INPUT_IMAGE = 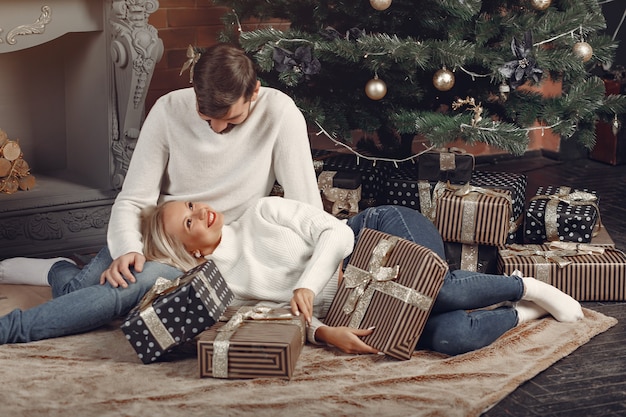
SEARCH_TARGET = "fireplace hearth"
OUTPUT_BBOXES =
[0,0,162,259]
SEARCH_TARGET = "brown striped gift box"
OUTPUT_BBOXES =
[197,306,305,379]
[434,183,514,246]
[324,228,448,360]
[121,260,234,364]
[497,243,626,301]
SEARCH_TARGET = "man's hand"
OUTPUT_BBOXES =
[290,288,315,324]
[100,252,146,288]
[315,326,379,355]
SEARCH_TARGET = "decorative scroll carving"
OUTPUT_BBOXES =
[109,0,163,189]
[5,6,52,46]
[0,206,111,242]
[0,29,4,44]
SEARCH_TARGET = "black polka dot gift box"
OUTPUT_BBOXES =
[121,260,234,364]
[524,185,601,244]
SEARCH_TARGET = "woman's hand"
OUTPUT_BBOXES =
[315,326,380,355]
[290,288,315,324]
[99,252,146,288]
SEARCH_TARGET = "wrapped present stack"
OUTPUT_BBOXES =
[325,228,448,360]
[197,306,305,379]
[497,183,626,301]
[121,260,234,364]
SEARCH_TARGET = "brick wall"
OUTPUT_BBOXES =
[146,1,289,112]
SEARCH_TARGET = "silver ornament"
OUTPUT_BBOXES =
[365,77,387,100]
[572,41,593,62]
[530,0,551,11]
[433,68,455,91]
[370,0,392,11]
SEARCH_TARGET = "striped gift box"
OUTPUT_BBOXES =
[497,243,626,301]
[197,306,305,379]
[434,183,513,246]
[325,228,448,360]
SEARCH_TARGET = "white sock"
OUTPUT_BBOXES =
[519,274,584,323]
[0,257,76,286]
[515,300,548,324]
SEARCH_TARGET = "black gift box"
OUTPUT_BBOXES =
[323,154,387,203]
[121,261,234,364]
[418,150,474,184]
[524,185,600,244]
[383,165,424,210]
[444,242,498,274]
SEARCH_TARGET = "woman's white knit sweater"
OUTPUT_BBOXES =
[208,197,355,342]
[107,87,322,259]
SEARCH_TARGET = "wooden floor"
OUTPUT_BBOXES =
[478,153,626,417]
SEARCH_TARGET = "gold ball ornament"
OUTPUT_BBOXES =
[530,0,551,11]
[365,77,387,100]
[433,68,455,91]
[573,41,593,62]
[370,0,392,11]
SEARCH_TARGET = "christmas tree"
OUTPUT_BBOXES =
[213,0,626,160]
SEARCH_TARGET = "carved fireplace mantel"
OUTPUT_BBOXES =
[0,0,162,259]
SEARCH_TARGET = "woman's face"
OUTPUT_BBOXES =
[162,201,224,256]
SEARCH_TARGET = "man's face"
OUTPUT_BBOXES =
[198,96,252,134]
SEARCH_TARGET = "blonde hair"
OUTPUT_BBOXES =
[141,201,203,271]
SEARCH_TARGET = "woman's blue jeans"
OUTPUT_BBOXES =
[345,205,525,355]
[0,247,181,343]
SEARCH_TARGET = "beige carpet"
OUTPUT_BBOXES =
[0,284,617,417]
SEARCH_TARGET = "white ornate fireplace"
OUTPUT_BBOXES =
[0,0,162,259]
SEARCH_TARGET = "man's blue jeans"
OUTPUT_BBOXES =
[0,247,181,343]
[346,205,524,355]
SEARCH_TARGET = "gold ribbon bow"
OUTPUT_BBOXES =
[341,237,434,329]
[179,45,201,84]
[212,306,304,379]
[530,187,602,241]
[318,171,361,215]
[135,277,180,312]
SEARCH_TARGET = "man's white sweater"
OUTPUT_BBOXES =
[108,87,322,259]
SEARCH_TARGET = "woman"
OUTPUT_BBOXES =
[139,197,583,356]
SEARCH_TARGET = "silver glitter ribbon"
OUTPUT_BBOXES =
[433,147,475,171]
[341,237,434,329]
[418,180,447,222]
[212,306,304,379]
[530,187,602,241]
[460,244,479,272]
[499,243,604,283]
[318,171,361,215]
[140,306,176,350]
[135,276,181,313]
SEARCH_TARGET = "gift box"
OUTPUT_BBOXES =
[497,243,626,301]
[324,228,448,360]
[444,242,498,274]
[418,148,474,184]
[524,185,601,244]
[121,261,234,364]
[383,165,428,211]
[322,153,387,204]
[434,182,514,246]
[318,170,362,216]
[469,170,527,243]
[197,306,305,379]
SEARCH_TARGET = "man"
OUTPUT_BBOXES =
[0,43,322,343]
